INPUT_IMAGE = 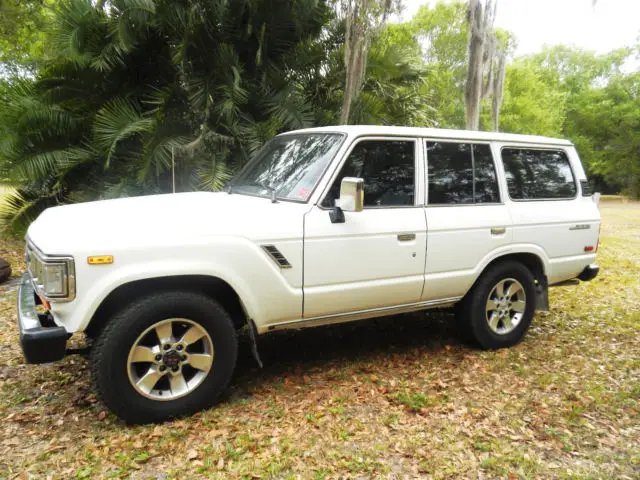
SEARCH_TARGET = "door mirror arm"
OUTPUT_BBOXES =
[329,206,345,224]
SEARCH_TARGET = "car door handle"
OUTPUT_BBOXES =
[491,227,506,235]
[397,233,416,242]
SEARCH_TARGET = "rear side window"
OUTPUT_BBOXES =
[427,142,500,205]
[501,148,576,200]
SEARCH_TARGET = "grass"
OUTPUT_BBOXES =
[0,202,638,478]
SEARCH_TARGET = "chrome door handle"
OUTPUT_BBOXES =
[491,227,506,235]
[397,233,416,241]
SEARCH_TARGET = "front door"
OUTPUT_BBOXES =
[303,138,427,318]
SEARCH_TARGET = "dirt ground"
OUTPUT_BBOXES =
[0,201,638,479]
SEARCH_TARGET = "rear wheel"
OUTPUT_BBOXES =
[91,291,237,424]
[456,261,536,349]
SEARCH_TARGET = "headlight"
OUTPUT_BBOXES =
[26,240,75,302]
[42,262,68,296]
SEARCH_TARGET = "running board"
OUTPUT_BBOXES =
[266,297,461,332]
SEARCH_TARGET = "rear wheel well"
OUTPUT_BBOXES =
[484,253,546,283]
[478,253,548,311]
[85,275,248,338]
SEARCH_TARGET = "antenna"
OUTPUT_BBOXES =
[172,146,176,194]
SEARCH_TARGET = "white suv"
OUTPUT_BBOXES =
[17,126,600,423]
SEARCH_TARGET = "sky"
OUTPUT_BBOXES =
[398,0,640,56]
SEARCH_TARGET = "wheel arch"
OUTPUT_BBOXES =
[85,275,248,338]
[474,251,549,311]
[483,252,546,283]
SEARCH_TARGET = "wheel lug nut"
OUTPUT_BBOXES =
[176,345,183,351]
[155,354,162,361]
[163,344,171,351]
[159,365,166,372]
[181,355,187,361]
[172,366,179,372]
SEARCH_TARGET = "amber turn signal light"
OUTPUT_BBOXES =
[88,255,114,265]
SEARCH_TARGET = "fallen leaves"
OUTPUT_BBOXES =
[0,204,638,478]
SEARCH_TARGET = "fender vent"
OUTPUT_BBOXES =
[262,245,292,269]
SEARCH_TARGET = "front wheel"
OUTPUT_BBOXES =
[456,261,536,349]
[90,291,238,424]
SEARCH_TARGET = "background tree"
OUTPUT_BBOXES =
[1,0,639,236]
[464,0,494,130]
[0,0,55,76]
[338,0,398,124]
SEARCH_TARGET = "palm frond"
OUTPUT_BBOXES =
[196,157,233,191]
[266,86,315,129]
[111,0,157,51]
[93,97,154,168]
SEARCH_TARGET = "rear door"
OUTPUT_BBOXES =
[303,137,427,318]
[422,140,512,301]
[498,145,600,284]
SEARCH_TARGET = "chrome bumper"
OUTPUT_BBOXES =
[17,274,68,364]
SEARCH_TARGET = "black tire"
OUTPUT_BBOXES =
[90,291,238,424]
[456,260,536,349]
[0,258,11,284]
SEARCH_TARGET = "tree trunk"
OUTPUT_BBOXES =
[464,0,485,130]
[339,0,394,125]
[491,50,507,131]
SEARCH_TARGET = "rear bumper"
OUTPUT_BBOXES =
[17,274,68,364]
[578,264,599,282]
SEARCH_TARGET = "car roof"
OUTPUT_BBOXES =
[280,125,573,147]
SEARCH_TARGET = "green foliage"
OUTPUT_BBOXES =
[497,60,567,137]
[378,1,469,128]
[395,391,431,411]
[0,0,334,234]
[1,0,639,234]
[0,0,433,235]
[517,46,639,194]
[0,0,54,74]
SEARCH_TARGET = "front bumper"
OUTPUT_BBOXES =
[17,274,68,364]
[578,264,600,282]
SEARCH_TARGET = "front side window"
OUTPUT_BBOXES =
[231,133,343,202]
[501,148,576,200]
[322,140,415,208]
[427,142,500,205]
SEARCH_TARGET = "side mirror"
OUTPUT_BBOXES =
[329,177,364,223]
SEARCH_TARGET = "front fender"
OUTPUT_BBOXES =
[49,236,303,332]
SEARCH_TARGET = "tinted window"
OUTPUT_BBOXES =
[502,148,576,200]
[427,142,500,205]
[427,142,473,204]
[473,144,500,203]
[322,140,415,208]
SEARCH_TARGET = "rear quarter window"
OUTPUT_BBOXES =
[501,148,577,200]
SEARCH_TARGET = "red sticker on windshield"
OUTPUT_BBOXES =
[296,187,310,199]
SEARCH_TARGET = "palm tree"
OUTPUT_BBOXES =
[0,0,434,235]
[0,0,331,234]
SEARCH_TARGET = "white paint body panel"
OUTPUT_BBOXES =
[23,126,600,336]
[423,205,513,300]
[303,207,427,318]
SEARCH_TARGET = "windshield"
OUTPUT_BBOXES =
[230,133,344,202]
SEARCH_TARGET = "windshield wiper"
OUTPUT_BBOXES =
[232,181,279,203]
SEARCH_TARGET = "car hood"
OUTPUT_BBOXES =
[27,192,310,253]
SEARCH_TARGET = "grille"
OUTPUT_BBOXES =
[26,244,45,288]
[261,245,292,269]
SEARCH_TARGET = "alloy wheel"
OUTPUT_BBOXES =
[126,318,214,401]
